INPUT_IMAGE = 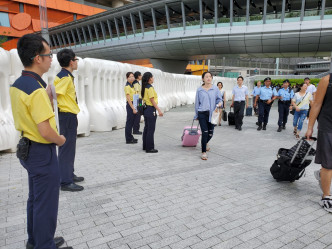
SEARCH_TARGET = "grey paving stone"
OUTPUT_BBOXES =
[149,235,182,249]
[1,104,332,249]
[303,241,327,249]
[234,238,263,249]
[190,236,221,249]
[169,235,202,249]
[212,237,242,249]
[127,234,161,249]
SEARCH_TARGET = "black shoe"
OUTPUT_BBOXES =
[256,122,259,126]
[257,125,262,131]
[126,139,138,144]
[263,125,267,130]
[235,126,238,130]
[146,149,158,153]
[73,175,84,183]
[133,131,142,135]
[61,183,84,192]
[238,127,242,131]
[277,126,282,132]
[26,237,65,249]
[282,126,286,130]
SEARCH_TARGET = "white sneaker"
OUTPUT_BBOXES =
[319,196,332,213]
[314,170,322,191]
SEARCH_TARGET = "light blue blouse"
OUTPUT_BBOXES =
[194,85,223,122]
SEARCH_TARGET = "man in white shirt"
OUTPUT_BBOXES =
[305,77,316,121]
[231,76,249,131]
[305,77,316,99]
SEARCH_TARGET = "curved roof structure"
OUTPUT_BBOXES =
[48,0,332,60]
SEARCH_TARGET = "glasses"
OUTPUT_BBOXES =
[31,53,53,60]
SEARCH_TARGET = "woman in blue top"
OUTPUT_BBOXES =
[195,72,223,160]
[290,83,313,139]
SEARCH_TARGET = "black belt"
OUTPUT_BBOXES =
[279,100,291,103]
[234,101,245,103]
[259,99,273,105]
[59,111,77,116]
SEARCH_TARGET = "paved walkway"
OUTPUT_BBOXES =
[1,104,332,249]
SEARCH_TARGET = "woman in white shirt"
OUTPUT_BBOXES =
[217,82,226,126]
[290,83,313,138]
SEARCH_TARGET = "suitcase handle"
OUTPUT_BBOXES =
[290,137,317,164]
[191,119,200,131]
[229,106,233,112]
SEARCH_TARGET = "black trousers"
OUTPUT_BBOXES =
[278,101,290,127]
[59,112,77,186]
[143,106,157,150]
[133,99,142,133]
[198,111,214,153]
[20,143,59,249]
[234,101,245,128]
[258,101,272,125]
[125,102,137,142]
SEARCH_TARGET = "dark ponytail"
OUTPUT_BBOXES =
[141,72,153,98]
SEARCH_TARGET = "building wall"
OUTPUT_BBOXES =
[0,0,105,50]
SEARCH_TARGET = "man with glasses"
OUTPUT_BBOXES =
[254,77,278,131]
[10,34,72,249]
[54,49,84,192]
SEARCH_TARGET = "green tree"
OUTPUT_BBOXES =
[0,34,8,48]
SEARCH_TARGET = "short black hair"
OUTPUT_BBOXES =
[134,71,141,79]
[126,72,134,78]
[264,77,271,82]
[57,49,76,67]
[237,76,244,81]
[283,79,290,84]
[17,34,48,67]
[217,82,223,87]
[304,77,310,80]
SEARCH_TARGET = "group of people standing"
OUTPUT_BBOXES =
[124,71,163,153]
[10,34,83,248]
[193,71,332,214]
[193,73,317,158]
[252,76,315,138]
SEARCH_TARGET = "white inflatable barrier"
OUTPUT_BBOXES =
[0,49,17,152]
[0,48,238,152]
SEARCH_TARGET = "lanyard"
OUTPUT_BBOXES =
[22,72,45,89]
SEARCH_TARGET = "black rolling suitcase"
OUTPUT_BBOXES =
[270,137,316,182]
[245,106,253,116]
[228,107,235,126]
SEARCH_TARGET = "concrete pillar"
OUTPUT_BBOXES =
[150,59,188,74]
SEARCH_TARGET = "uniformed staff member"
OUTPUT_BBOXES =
[141,72,163,153]
[54,49,84,192]
[252,81,261,115]
[254,77,278,131]
[133,71,143,135]
[276,79,294,132]
[10,34,72,249]
[231,76,249,131]
[125,72,138,144]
